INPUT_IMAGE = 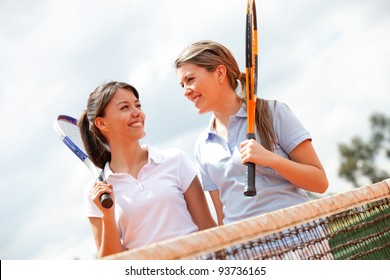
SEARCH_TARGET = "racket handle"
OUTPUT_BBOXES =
[244,162,256,196]
[100,193,113,209]
[244,133,257,196]
[97,173,113,208]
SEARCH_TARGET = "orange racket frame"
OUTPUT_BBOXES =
[244,0,258,196]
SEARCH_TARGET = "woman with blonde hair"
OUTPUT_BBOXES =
[175,40,329,225]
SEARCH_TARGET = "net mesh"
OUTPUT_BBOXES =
[105,179,390,260]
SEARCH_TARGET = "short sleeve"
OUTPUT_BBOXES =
[273,101,311,154]
[194,133,218,192]
[176,150,198,193]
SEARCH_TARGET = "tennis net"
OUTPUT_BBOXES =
[105,179,390,260]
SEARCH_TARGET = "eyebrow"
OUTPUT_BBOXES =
[116,100,129,106]
[180,73,193,86]
[116,99,140,106]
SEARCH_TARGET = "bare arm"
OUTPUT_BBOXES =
[240,139,328,193]
[88,182,124,258]
[184,176,217,230]
[209,190,224,225]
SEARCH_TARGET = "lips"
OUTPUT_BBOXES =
[190,94,201,107]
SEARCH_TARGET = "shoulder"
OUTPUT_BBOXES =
[265,99,288,114]
[266,100,300,122]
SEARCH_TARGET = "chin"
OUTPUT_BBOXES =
[197,107,209,115]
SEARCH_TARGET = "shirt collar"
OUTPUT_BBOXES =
[102,144,164,178]
[143,144,164,164]
[203,105,247,140]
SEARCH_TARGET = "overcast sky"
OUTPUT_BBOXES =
[1,0,389,260]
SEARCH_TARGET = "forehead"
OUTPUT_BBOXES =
[112,88,138,101]
[177,64,206,78]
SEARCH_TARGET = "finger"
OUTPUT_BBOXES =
[240,143,251,155]
[241,153,250,165]
[98,185,113,196]
[240,140,249,149]
[91,183,112,199]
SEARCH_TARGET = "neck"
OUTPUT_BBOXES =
[109,141,148,176]
[212,90,242,141]
[213,89,242,127]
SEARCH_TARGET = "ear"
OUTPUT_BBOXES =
[216,65,227,83]
[94,117,109,132]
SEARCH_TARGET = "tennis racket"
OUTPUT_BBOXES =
[244,0,258,196]
[53,115,113,208]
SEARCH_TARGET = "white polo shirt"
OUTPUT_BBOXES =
[195,101,310,224]
[84,145,199,250]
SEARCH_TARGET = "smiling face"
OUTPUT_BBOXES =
[177,63,222,114]
[94,87,146,144]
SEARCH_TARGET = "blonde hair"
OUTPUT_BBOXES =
[175,40,276,151]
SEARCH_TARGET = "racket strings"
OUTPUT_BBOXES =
[245,0,258,134]
[58,119,86,151]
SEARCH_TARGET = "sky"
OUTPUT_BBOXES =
[0,0,389,260]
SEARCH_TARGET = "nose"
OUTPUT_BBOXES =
[184,86,192,97]
[132,107,143,118]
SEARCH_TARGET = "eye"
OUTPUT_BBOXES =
[180,77,194,88]
[120,105,129,110]
[135,101,142,109]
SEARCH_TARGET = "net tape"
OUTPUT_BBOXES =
[106,179,390,260]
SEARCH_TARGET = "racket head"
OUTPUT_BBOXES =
[54,114,113,208]
[244,0,258,197]
[53,115,100,179]
[245,0,258,134]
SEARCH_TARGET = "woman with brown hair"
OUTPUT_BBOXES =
[79,81,216,258]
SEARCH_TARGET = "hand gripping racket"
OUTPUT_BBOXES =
[244,0,258,196]
[53,115,113,208]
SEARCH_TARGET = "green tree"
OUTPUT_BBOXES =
[338,112,390,188]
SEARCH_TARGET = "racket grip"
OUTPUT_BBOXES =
[244,162,256,196]
[100,193,113,209]
[244,133,257,196]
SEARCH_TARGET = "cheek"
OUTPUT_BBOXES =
[193,77,208,92]
[200,79,217,98]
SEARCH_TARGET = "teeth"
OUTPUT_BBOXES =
[193,97,200,104]
[130,122,142,127]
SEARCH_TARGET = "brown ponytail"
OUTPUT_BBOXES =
[78,110,111,169]
[255,98,276,152]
